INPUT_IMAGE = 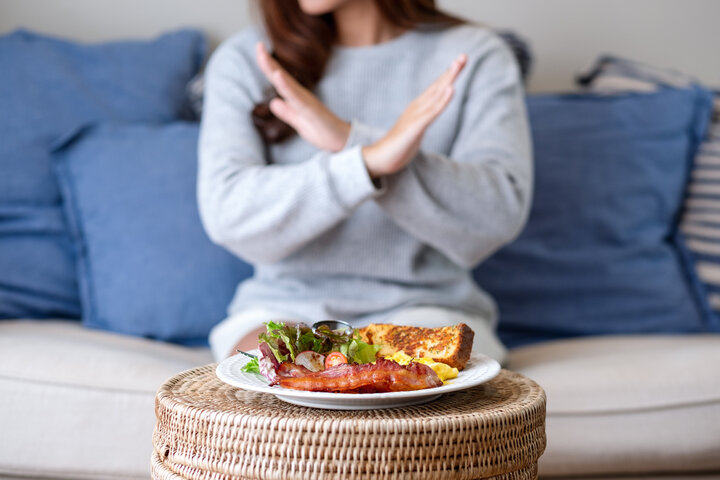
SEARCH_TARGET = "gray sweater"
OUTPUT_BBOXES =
[198,24,532,325]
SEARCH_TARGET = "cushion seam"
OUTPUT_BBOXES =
[55,143,100,328]
[548,395,720,416]
[0,373,157,396]
[0,464,145,480]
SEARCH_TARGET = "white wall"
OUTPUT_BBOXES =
[1,0,718,92]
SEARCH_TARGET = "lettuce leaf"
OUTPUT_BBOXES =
[269,322,298,361]
[253,321,382,365]
[241,357,260,374]
[338,333,382,364]
[258,332,287,363]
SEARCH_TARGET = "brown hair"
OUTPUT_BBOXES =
[252,0,465,143]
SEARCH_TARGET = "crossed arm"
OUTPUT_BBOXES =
[255,42,467,179]
[251,41,530,267]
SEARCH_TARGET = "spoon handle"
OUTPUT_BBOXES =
[235,350,258,359]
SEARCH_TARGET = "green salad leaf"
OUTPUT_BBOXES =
[251,321,381,365]
[297,328,326,353]
[257,332,287,362]
[338,332,383,364]
[266,320,297,361]
[241,357,260,374]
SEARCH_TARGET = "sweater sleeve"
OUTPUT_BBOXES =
[197,36,382,265]
[343,120,385,149]
[374,37,533,269]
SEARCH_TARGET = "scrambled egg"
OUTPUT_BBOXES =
[386,351,458,383]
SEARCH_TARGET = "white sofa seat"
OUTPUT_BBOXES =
[0,320,213,480]
[507,335,720,477]
[2,320,719,479]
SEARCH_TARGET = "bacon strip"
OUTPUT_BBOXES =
[277,358,442,393]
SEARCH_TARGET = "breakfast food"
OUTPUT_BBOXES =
[385,351,458,382]
[359,323,474,370]
[277,359,442,393]
[241,320,473,393]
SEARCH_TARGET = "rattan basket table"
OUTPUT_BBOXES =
[152,365,546,480]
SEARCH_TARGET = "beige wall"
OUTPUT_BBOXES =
[1,0,718,92]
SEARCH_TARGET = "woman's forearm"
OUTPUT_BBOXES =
[197,145,381,265]
[199,41,383,265]
[375,151,530,268]
[369,39,533,268]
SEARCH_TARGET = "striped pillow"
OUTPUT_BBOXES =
[685,98,720,309]
[579,56,720,319]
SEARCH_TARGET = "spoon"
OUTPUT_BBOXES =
[311,319,353,335]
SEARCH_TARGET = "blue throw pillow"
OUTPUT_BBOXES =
[53,123,252,345]
[578,56,720,329]
[473,88,715,348]
[0,29,206,319]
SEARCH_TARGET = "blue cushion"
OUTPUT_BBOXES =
[473,88,715,347]
[0,29,206,319]
[578,56,720,329]
[53,123,252,345]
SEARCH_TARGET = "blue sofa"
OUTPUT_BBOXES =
[1,30,719,480]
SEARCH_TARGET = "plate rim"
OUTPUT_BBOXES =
[215,351,501,401]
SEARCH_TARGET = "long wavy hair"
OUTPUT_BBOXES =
[252,0,465,143]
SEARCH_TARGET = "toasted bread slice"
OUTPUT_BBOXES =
[359,323,474,370]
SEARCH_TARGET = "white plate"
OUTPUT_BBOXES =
[215,352,501,410]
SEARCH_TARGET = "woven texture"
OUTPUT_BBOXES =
[152,366,546,480]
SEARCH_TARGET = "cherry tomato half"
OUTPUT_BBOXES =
[324,351,348,369]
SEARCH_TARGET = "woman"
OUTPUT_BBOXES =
[198,0,532,363]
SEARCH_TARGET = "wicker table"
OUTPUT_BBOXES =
[152,365,546,480]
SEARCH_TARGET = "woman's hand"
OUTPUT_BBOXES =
[362,54,467,179]
[256,42,351,152]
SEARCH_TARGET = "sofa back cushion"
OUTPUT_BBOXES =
[579,55,720,329]
[54,123,252,345]
[0,29,205,319]
[473,88,715,347]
